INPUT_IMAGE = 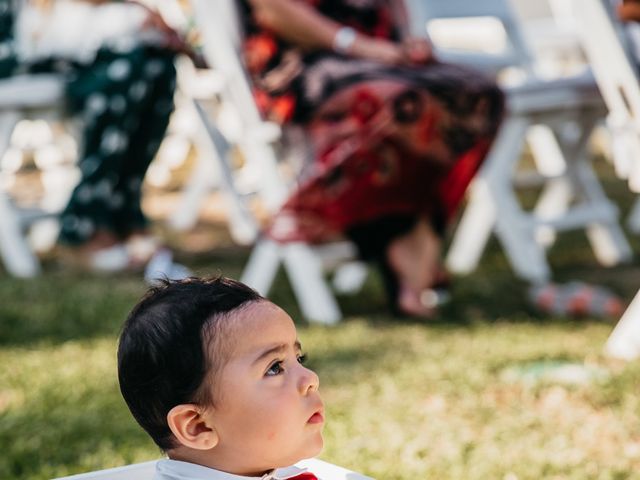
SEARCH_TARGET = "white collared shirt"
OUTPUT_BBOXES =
[154,459,313,480]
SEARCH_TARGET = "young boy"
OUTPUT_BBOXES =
[117,276,325,479]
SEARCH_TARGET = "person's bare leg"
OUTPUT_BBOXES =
[386,218,442,316]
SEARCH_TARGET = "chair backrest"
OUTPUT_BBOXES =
[52,458,373,480]
[404,0,535,77]
[188,0,288,211]
[568,0,640,188]
[189,0,261,127]
[569,0,640,124]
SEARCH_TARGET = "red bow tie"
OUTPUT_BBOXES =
[288,474,318,480]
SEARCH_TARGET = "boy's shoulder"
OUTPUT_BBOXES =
[154,458,374,480]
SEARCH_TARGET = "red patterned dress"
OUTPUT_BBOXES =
[239,0,504,262]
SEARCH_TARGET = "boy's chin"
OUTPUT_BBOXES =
[303,433,324,459]
[285,435,324,466]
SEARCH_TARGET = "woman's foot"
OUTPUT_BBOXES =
[57,231,159,273]
[385,218,445,317]
[397,284,436,317]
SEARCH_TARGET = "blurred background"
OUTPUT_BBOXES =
[1,0,640,479]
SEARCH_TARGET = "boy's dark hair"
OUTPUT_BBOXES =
[117,276,263,451]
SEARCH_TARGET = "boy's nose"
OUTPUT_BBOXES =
[299,366,320,394]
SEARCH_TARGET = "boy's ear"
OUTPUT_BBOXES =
[167,404,219,450]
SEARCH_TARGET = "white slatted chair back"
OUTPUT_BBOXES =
[52,458,373,480]
[568,0,640,188]
[404,0,534,77]
[190,0,287,210]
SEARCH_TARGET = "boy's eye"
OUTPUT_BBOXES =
[297,353,307,364]
[266,360,284,376]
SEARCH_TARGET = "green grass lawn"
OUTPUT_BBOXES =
[2,175,640,479]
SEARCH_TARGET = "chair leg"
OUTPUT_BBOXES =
[605,289,640,360]
[627,196,640,233]
[528,124,571,247]
[281,243,341,325]
[176,100,259,244]
[448,116,552,282]
[445,178,497,275]
[0,111,40,277]
[562,117,633,266]
[169,99,223,231]
[241,238,282,296]
[241,239,342,324]
[533,176,573,247]
[447,117,527,276]
[0,191,40,277]
[494,203,551,283]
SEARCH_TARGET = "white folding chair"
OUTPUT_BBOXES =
[563,0,640,359]
[188,0,372,324]
[406,0,632,283]
[564,0,640,224]
[0,73,65,277]
[52,458,374,480]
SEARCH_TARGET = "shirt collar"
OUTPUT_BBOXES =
[156,459,309,480]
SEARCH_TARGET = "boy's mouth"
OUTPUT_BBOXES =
[307,409,324,424]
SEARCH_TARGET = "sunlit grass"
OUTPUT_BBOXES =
[1,169,640,479]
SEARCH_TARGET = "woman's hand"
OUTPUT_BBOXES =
[350,36,405,65]
[140,8,186,51]
[350,35,435,66]
[130,1,205,65]
[401,37,435,65]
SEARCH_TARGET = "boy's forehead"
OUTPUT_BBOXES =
[226,301,298,354]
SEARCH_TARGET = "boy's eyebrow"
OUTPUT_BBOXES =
[253,341,302,365]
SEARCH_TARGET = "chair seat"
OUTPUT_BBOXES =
[506,70,604,114]
[0,74,65,109]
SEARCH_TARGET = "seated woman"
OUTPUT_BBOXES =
[0,0,190,271]
[239,0,504,316]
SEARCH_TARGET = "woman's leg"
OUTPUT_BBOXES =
[109,48,176,239]
[274,65,503,315]
[58,49,138,249]
[58,46,175,254]
[386,218,442,316]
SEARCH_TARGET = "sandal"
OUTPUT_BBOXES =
[55,235,163,274]
[528,281,624,318]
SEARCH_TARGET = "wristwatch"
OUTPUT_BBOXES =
[332,26,357,54]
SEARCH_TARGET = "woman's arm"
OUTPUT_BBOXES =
[247,0,405,64]
[388,0,435,64]
[619,0,640,21]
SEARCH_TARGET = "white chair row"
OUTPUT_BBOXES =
[408,0,632,284]
[3,0,634,327]
[185,0,635,323]
[0,0,222,279]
